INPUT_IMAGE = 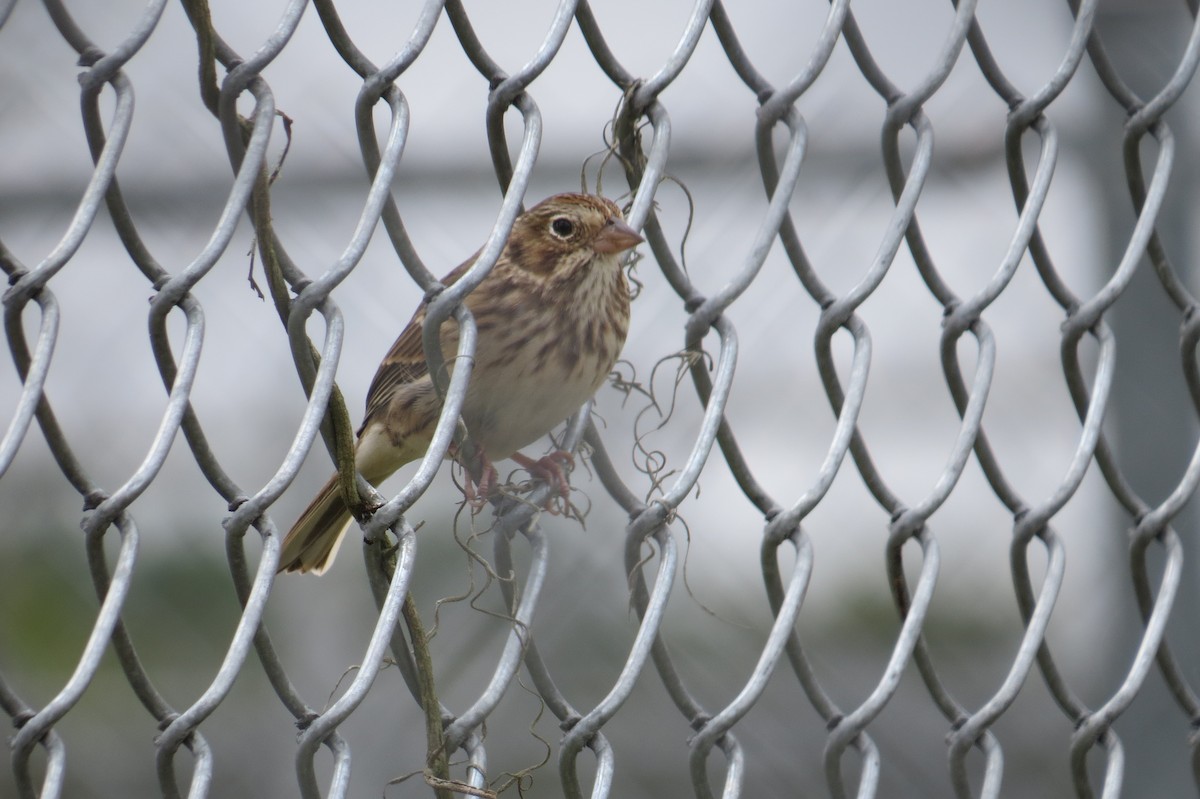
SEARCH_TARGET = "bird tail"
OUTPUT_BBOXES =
[278,423,419,575]
[278,474,354,575]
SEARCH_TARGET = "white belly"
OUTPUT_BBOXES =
[459,344,607,459]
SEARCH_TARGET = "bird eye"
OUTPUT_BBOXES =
[550,217,575,237]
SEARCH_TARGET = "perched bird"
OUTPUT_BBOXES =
[279,193,642,574]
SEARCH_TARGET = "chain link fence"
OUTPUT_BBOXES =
[3,1,1200,797]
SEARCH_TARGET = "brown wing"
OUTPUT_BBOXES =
[358,254,479,434]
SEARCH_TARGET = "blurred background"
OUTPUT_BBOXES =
[2,0,1199,797]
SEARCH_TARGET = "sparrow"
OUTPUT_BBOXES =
[278,193,642,573]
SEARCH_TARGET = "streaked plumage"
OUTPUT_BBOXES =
[279,193,641,574]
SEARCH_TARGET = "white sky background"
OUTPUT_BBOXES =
[2,1,1197,797]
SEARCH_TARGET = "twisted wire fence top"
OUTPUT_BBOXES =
[3,1,1200,797]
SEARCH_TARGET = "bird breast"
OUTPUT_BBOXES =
[456,254,630,460]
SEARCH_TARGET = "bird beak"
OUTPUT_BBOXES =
[593,217,644,254]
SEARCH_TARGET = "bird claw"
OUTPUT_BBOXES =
[462,460,499,512]
[449,441,499,512]
[511,449,574,501]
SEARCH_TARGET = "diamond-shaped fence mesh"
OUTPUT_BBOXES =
[3,1,1200,797]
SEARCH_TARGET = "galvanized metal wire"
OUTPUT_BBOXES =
[3,1,1200,797]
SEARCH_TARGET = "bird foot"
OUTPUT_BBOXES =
[472,461,500,503]
[450,443,499,512]
[454,447,575,513]
[511,449,574,501]
[461,460,499,512]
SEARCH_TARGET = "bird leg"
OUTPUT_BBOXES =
[449,442,499,510]
[511,450,574,501]
[470,459,500,504]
